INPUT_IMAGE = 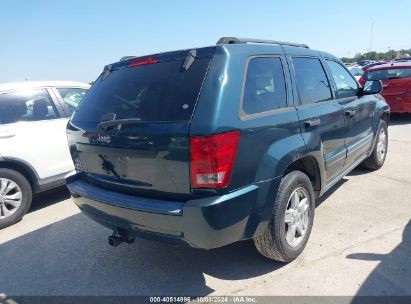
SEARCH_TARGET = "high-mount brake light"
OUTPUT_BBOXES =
[128,56,157,67]
[189,130,240,189]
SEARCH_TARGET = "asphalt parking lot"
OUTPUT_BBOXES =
[0,115,410,297]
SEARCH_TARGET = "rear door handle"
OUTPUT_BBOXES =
[304,119,321,128]
[345,109,356,118]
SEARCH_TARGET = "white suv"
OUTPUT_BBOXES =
[0,81,90,228]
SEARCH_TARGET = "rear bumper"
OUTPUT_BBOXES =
[66,172,279,249]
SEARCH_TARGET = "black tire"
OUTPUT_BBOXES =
[254,171,315,262]
[0,169,32,229]
[362,120,388,170]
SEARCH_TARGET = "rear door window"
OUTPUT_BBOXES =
[292,57,332,105]
[242,57,287,116]
[72,58,211,122]
[326,60,358,98]
[0,89,59,125]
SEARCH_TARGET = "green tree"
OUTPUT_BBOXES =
[340,48,411,62]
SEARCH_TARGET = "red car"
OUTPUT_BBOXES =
[359,62,411,113]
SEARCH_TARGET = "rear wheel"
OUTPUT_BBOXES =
[0,169,32,229]
[254,171,315,262]
[362,120,388,170]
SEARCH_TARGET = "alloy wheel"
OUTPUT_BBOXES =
[376,128,387,162]
[284,187,311,247]
[0,178,22,219]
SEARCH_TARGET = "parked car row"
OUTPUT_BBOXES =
[346,56,411,72]
[362,61,387,71]
[345,59,411,113]
[393,56,411,63]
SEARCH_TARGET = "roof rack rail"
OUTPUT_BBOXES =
[216,37,309,49]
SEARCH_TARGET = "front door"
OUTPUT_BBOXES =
[324,59,374,168]
[290,56,347,183]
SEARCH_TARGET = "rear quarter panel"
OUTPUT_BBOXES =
[190,44,308,200]
[190,44,311,238]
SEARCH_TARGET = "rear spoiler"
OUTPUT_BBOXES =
[106,47,216,72]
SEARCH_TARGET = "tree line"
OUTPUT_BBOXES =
[341,49,411,63]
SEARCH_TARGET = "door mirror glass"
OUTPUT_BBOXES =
[363,80,382,95]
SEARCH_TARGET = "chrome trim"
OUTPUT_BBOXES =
[347,133,373,156]
[323,152,369,194]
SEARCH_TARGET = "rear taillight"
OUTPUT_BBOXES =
[189,130,240,189]
[128,56,157,67]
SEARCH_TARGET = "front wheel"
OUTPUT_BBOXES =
[0,169,32,229]
[362,120,388,170]
[254,171,315,262]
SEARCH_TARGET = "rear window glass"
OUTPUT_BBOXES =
[72,58,210,122]
[242,57,287,115]
[364,68,411,81]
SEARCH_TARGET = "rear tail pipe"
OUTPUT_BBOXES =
[108,230,134,247]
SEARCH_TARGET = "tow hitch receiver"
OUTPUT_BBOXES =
[108,230,135,247]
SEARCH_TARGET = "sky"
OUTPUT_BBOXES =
[1,0,411,83]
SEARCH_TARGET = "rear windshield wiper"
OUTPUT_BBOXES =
[97,118,143,131]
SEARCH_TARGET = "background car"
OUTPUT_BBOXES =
[393,57,411,63]
[0,81,90,228]
[362,61,387,71]
[348,66,364,80]
[357,60,375,67]
[359,62,411,113]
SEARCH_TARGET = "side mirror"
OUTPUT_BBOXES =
[360,80,383,95]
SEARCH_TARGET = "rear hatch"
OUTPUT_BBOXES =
[67,47,214,200]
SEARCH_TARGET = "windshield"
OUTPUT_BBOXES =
[72,58,211,122]
[364,68,411,81]
[57,88,88,114]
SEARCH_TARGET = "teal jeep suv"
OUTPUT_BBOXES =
[66,37,389,262]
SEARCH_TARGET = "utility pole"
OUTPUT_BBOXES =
[370,22,374,53]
